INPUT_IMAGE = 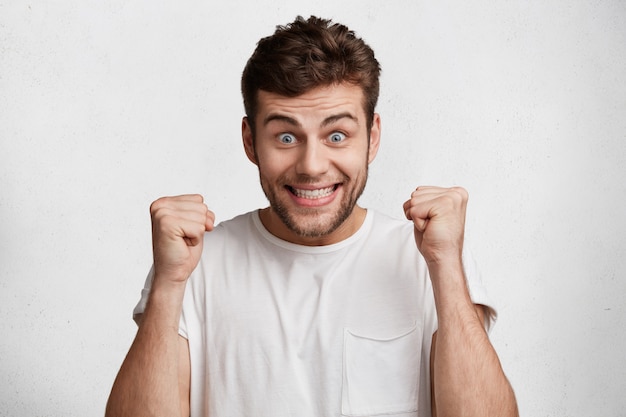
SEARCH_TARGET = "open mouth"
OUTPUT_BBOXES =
[286,184,339,200]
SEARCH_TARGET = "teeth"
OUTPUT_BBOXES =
[292,186,335,199]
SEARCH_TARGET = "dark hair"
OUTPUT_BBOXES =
[241,16,381,134]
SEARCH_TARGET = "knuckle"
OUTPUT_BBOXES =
[449,186,468,202]
[150,206,168,221]
[150,196,172,213]
[451,186,468,196]
[153,212,174,230]
[149,199,162,214]
[441,194,456,207]
[189,193,204,203]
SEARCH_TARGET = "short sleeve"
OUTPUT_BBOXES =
[132,265,155,325]
[463,249,497,332]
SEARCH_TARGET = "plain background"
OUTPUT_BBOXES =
[1,1,625,416]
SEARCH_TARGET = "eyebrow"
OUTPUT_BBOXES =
[262,112,359,128]
[263,114,300,127]
[321,112,359,128]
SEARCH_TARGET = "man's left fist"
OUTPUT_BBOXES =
[403,186,468,265]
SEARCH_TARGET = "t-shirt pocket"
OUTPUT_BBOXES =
[341,324,421,416]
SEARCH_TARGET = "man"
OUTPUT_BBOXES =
[106,16,518,417]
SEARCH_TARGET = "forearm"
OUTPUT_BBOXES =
[430,261,518,417]
[106,280,187,417]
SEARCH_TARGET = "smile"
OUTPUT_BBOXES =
[287,185,338,199]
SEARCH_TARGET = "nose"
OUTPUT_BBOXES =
[295,139,329,177]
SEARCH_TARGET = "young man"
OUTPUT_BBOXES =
[106,16,518,417]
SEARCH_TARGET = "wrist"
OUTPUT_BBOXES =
[152,270,189,292]
[427,259,471,305]
[420,239,463,267]
[141,273,187,329]
[425,254,463,276]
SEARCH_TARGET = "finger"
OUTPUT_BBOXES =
[174,218,208,247]
[169,194,205,203]
[412,186,468,201]
[154,202,210,230]
[176,206,215,232]
[404,188,441,218]
[152,205,209,226]
[410,187,448,201]
[403,196,435,220]
[408,187,468,214]
[413,185,440,191]
[205,210,216,232]
[411,186,467,198]
[150,194,205,213]
[405,203,432,231]
[411,215,429,232]
[402,199,412,219]
[405,194,442,230]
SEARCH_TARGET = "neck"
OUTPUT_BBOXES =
[258,205,367,246]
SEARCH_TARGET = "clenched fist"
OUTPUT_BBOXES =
[150,194,215,285]
[403,186,468,266]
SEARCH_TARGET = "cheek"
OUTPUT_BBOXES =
[337,151,370,174]
[256,151,290,179]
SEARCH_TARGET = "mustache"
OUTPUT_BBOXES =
[277,173,350,185]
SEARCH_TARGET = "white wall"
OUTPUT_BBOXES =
[1,1,625,416]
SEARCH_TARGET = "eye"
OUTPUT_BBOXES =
[329,132,346,143]
[278,133,296,144]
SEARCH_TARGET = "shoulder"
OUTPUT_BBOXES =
[367,209,415,241]
[358,209,421,267]
[204,210,257,241]
[197,211,261,262]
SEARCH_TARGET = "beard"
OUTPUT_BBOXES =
[259,169,368,239]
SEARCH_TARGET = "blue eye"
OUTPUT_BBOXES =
[279,133,296,144]
[329,132,346,143]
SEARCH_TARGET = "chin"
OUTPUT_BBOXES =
[279,205,352,238]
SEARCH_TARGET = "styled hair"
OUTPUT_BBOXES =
[241,16,381,134]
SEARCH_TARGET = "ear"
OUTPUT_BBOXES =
[367,113,381,164]
[242,117,258,165]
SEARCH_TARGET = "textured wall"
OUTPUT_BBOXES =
[1,1,625,416]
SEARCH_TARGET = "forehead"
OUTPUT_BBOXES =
[256,83,366,121]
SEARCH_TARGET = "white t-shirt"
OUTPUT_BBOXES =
[134,209,495,417]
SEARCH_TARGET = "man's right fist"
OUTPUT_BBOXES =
[149,194,215,284]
